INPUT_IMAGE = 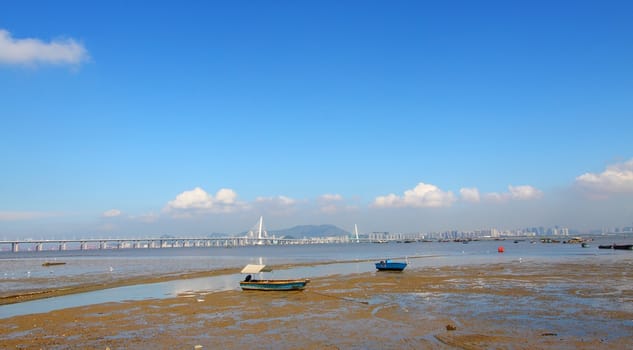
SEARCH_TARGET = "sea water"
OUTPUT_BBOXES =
[1,237,631,318]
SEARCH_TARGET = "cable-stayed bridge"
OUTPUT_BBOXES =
[0,217,358,252]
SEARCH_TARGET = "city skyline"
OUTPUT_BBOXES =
[1,1,632,239]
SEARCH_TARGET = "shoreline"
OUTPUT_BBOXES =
[2,258,633,349]
[0,267,238,306]
[0,256,425,306]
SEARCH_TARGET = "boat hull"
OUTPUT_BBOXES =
[598,244,633,250]
[375,262,407,271]
[240,279,310,291]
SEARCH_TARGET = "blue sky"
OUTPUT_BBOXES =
[1,1,632,238]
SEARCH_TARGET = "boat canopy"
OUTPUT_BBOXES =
[241,264,273,274]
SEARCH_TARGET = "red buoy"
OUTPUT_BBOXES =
[498,246,505,253]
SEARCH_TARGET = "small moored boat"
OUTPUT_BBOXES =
[239,264,310,291]
[375,259,407,271]
[42,262,66,267]
[598,244,633,250]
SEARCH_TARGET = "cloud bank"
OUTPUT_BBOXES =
[0,29,89,66]
[373,182,543,209]
[483,185,544,202]
[73,159,632,237]
[575,159,633,197]
[165,187,247,215]
[10,158,628,237]
[373,182,457,208]
[459,187,481,203]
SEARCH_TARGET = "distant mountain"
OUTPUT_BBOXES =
[271,224,350,239]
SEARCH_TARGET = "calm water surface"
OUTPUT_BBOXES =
[1,237,631,318]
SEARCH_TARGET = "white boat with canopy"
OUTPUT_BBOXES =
[239,264,310,291]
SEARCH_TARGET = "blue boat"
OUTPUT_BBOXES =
[375,259,407,271]
[239,264,310,291]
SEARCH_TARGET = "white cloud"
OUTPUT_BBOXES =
[167,187,212,210]
[575,159,633,196]
[165,187,246,215]
[0,29,89,66]
[508,185,543,200]
[483,185,543,202]
[215,188,238,204]
[373,182,456,208]
[483,192,505,202]
[459,187,481,202]
[102,209,122,218]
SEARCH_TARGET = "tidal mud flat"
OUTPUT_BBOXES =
[2,258,633,349]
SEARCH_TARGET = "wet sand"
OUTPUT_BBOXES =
[2,259,633,349]
[0,258,399,306]
[0,267,239,306]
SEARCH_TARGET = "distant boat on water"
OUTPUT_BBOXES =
[598,244,633,250]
